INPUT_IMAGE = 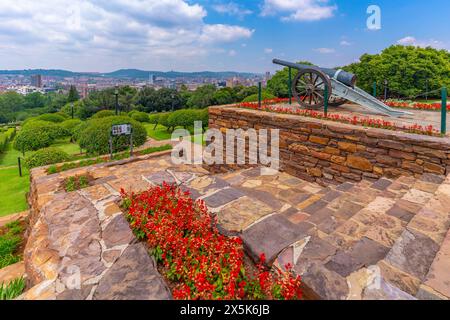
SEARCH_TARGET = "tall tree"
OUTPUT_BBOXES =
[67,85,80,102]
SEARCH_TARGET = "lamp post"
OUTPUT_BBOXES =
[114,86,119,115]
[71,102,74,119]
[171,92,175,112]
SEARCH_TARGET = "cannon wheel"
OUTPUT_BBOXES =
[292,68,332,109]
[329,95,348,107]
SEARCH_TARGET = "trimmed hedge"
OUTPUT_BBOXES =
[78,116,147,155]
[131,111,150,123]
[14,121,68,153]
[37,113,66,123]
[92,110,115,119]
[24,147,70,169]
[0,128,16,153]
[165,109,209,131]
[61,119,83,135]
[242,92,276,102]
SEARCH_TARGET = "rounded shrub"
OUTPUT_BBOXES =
[92,110,115,119]
[242,92,276,102]
[148,114,160,128]
[60,119,83,135]
[14,129,53,152]
[72,121,90,142]
[131,111,150,123]
[24,147,70,169]
[37,113,66,123]
[167,109,198,129]
[22,120,68,140]
[78,116,147,155]
[157,113,171,129]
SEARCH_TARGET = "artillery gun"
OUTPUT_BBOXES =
[273,59,411,117]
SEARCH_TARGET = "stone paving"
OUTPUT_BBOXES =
[18,149,450,300]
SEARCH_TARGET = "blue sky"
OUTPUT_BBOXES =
[0,0,448,73]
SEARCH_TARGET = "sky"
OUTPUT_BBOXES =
[0,0,448,73]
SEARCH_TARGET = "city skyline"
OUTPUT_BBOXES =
[0,0,448,73]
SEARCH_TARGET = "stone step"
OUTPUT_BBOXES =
[381,174,450,300]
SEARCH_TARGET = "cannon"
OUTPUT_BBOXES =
[273,59,411,117]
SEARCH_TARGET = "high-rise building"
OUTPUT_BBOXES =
[31,74,42,88]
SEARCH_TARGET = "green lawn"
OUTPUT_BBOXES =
[0,167,29,217]
[143,124,176,141]
[0,138,81,217]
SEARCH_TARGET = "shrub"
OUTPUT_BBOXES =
[157,113,171,130]
[167,109,196,129]
[14,128,53,153]
[148,114,160,129]
[22,120,68,140]
[60,119,83,135]
[242,92,276,103]
[24,147,70,168]
[37,113,66,123]
[78,116,147,155]
[72,121,90,142]
[92,110,115,119]
[0,277,26,300]
[131,111,150,123]
[0,128,16,153]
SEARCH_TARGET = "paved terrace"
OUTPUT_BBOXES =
[18,150,450,300]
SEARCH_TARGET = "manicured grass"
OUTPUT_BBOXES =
[143,124,175,141]
[0,167,29,217]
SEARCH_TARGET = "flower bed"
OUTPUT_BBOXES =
[121,183,302,300]
[385,99,449,111]
[237,101,440,136]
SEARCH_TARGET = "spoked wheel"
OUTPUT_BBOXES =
[292,68,332,109]
[328,95,348,107]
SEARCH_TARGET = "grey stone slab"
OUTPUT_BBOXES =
[103,215,135,249]
[242,214,313,264]
[237,187,284,210]
[303,200,328,215]
[336,182,354,192]
[144,171,176,186]
[386,229,440,281]
[372,179,393,191]
[325,251,363,277]
[94,243,171,300]
[419,173,445,184]
[302,263,349,300]
[202,188,245,208]
[321,190,343,203]
[363,278,416,300]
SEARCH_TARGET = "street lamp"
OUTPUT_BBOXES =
[171,92,175,112]
[114,86,119,115]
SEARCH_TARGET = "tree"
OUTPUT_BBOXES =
[187,84,216,108]
[267,61,314,98]
[67,85,80,103]
[344,45,450,97]
[213,88,234,105]
[23,92,46,109]
[119,86,138,112]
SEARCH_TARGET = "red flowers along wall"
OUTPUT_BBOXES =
[121,183,302,300]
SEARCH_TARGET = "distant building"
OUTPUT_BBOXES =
[31,74,43,88]
[148,74,156,85]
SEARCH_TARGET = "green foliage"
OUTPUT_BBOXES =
[136,88,183,113]
[165,109,209,131]
[64,175,89,192]
[157,113,171,130]
[60,119,83,135]
[187,84,216,108]
[242,92,276,102]
[14,127,53,152]
[0,277,26,300]
[0,128,16,153]
[78,116,147,155]
[139,144,172,155]
[267,61,313,98]
[67,85,80,103]
[92,110,115,119]
[131,111,150,123]
[343,45,450,97]
[24,147,70,168]
[0,221,23,269]
[72,121,90,142]
[37,113,66,123]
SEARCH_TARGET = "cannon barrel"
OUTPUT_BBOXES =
[273,59,357,87]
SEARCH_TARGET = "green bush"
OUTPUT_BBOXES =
[24,147,70,169]
[148,114,160,129]
[157,113,171,130]
[78,116,147,155]
[92,110,115,119]
[131,111,150,123]
[37,113,66,123]
[167,109,209,131]
[0,277,26,300]
[14,128,53,153]
[72,121,90,142]
[0,128,16,153]
[242,92,276,102]
[60,119,83,135]
[22,120,68,140]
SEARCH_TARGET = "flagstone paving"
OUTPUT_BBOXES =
[17,150,450,300]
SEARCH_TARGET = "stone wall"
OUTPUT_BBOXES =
[208,106,450,185]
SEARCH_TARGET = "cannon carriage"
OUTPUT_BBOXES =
[273,59,411,117]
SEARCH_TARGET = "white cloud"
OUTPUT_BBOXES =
[228,50,237,56]
[199,24,254,43]
[340,40,351,46]
[261,0,337,22]
[0,0,254,70]
[264,48,273,54]
[314,47,335,54]
[397,36,447,49]
[213,2,253,19]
